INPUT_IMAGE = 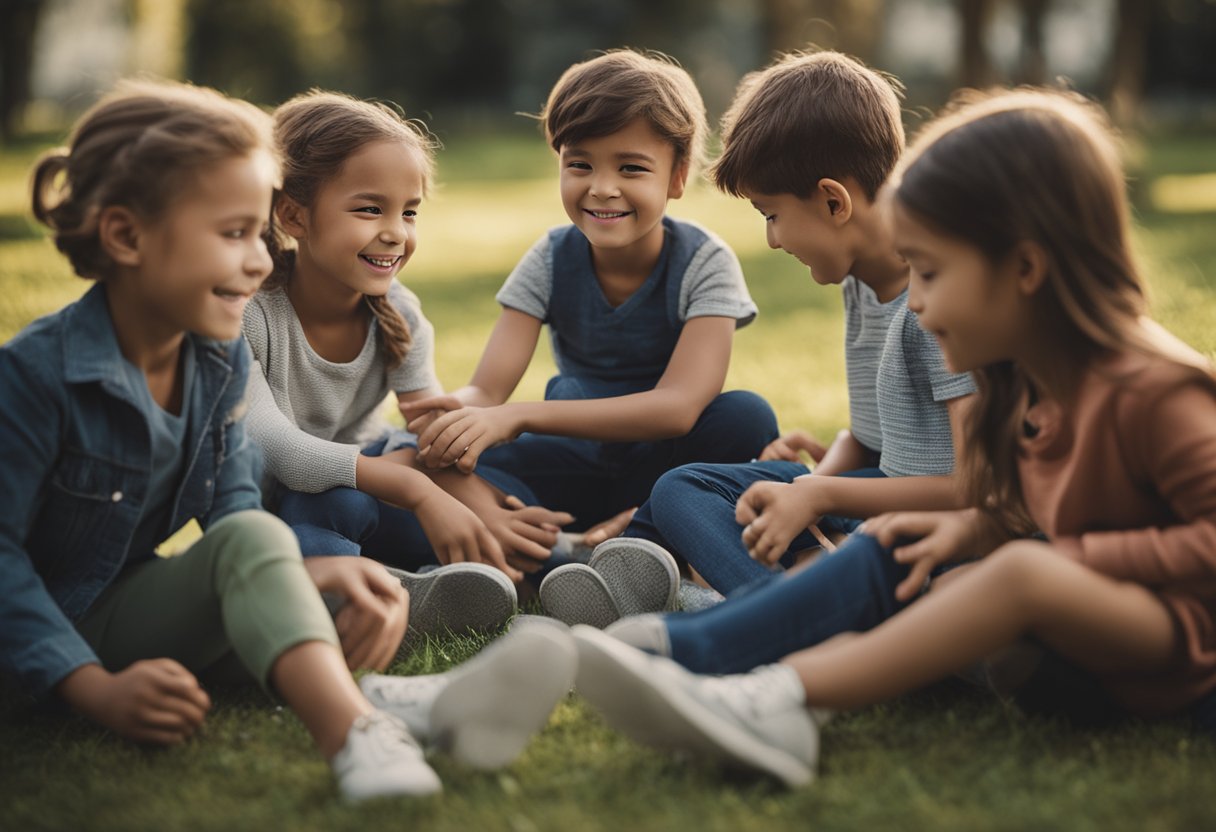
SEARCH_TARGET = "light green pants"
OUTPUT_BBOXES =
[76,511,339,692]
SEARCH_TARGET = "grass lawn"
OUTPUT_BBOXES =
[1,125,1215,831]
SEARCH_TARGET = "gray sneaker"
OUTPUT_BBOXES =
[331,710,441,801]
[539,538,680,628]
[571,625,819,788]
[360,624,578,770]
[538,564,621,628]
[385,562,518,658]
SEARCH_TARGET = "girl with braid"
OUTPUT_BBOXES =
[245,92,572,647]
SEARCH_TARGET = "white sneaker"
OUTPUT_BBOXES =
[330,710,441,801]
[572,625,820,787]
[360,625,578,770]
[604,613,671,656]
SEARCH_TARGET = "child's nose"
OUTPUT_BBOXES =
[765,224,780,250]
[590,174,620,199]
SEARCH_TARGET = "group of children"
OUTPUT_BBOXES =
[2,43,1214,802]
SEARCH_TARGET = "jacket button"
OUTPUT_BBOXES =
[204,479,213,488]
[110,491,123,502]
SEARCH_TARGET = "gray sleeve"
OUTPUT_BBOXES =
[386,282,440,394]
[677,234,758,328]
[240,295,359,493]
[908,317,977,402]
[494,234,552,320]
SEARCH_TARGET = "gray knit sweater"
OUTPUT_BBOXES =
[241,282,439,494]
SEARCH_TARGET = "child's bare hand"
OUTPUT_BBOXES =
[413,490,519,581]
[863,509,985,602]
[582,507,638,548]
[401,394,462,436]
[758,430,828,464]
[736,480,824,565]
[303,557,408,671]
[416,406,515,472]
[59,660,211,745]
[488,494,574,571]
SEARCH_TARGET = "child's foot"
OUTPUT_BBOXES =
[571,625,820,787]
[539,538,680,627]
[385,562,518,658]
[331,710,441,801]
[677,578,725,612]
[360,624,578,770]
[604,613,671,655]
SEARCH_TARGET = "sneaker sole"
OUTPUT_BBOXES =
[430,626,578,770]
[539,564,622,628]
[589,538,680,616]
[571,625,814,788]
[387,563,518,658]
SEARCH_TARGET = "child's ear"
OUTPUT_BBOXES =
[818,178,853,225]
[667,159,691,200]
[1013,240,1049,295]
[97,205,144,267]
[274,195,309,239]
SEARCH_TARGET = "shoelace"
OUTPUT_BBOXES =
[355,712,423,753]
[693,667,784,721]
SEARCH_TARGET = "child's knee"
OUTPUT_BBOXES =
[208,510,303,578]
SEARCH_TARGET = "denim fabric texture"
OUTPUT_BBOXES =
[625,463,886,594]
[661,532,912,674]
[0,284,263,696]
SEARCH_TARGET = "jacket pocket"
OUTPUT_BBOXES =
[27,447,138,586]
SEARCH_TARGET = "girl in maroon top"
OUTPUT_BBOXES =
[569,88,1216,787]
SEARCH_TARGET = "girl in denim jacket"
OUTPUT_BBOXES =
[0,80,573,801]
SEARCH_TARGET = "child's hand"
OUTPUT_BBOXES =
[736,479,826,565]
[303,557,409,671]
[487,494,574,572]
[413,489,520,580]
[415,406,516,473]
[58,660,211,745]
[582,506,638,548]
[758,430,828,464]
[401,394,462,436]
[863,509,986,602]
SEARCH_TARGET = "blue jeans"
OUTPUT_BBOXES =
[661,532,912,674]
[625,461,886,594]
[275,437,508,570]
[475,380,778,532]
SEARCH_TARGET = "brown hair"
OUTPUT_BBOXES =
[541,49,707,172]
[891,88,1215,531]
[30,79,272,281]
[267,90,438,368]
[711,49,905,201]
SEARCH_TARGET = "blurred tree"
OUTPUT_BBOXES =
[957,0,995,87]
[0,0,45,141]
[759,0,886,59]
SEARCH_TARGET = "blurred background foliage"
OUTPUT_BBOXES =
[3,0,1216,143]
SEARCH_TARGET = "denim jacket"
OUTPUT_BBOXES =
[0,284,262,697]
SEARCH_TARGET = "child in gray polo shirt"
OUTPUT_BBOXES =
[542,49,975,624]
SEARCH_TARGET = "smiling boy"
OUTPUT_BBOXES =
[402,50,777,584]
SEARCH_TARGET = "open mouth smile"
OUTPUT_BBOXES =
[584,210,632,221]
[359,254,402,271]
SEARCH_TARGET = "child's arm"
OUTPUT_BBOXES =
[1054,381,1216,585]
[737,396,972,563]
[399,307,542,433]
[413,315,736,472]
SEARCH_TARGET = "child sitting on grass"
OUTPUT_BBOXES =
[572,88,1216,787]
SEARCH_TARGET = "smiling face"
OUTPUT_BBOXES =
[743,189,853,286]
[289,138,425,298]
[893,202,1030,373]
[127,151,276,341]
[558,118,688,259]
